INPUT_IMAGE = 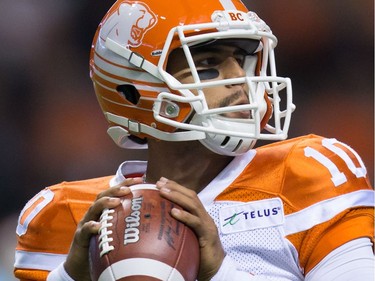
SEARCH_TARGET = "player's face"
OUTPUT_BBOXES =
[167,44,255,119]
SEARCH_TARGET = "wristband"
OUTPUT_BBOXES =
[46,262,75,281]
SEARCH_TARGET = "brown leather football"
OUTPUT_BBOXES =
[89,184,200,281]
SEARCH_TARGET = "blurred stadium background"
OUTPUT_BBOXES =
[0,1,373,280]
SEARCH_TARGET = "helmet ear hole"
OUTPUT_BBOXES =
[128,135,148,145]
[117,84,140,105]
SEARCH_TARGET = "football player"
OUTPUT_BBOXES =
[14,0,374,280]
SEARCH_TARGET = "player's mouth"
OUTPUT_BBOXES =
[221,91,252,119]
[224,105,252,119]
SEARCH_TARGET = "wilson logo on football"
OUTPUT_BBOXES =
[103,0,157,47]
[124,196,143,245]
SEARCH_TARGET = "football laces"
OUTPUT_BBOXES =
[98,208,115,257]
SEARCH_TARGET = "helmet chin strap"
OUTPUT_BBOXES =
[189,114,258,156]
[199,133,257,156]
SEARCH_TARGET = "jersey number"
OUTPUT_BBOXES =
[304,138,367,187]
[16,189,54,236]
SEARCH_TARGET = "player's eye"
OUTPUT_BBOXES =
[196,55,223,67]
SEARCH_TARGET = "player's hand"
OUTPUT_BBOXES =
[156,177,225,281]
[63,177,144,281]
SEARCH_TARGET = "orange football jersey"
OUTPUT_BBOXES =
[14,176,112,280]
[14,135,374,280]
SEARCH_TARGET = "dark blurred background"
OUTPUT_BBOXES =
[0,1,373,279]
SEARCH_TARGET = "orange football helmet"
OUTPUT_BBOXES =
[90,0,295,155]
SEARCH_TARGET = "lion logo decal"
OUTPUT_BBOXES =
[102,1,158,47]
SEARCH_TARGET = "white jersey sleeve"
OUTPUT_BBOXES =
[305,238,374,281]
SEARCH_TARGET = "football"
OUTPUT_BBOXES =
[89,183,200,281]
